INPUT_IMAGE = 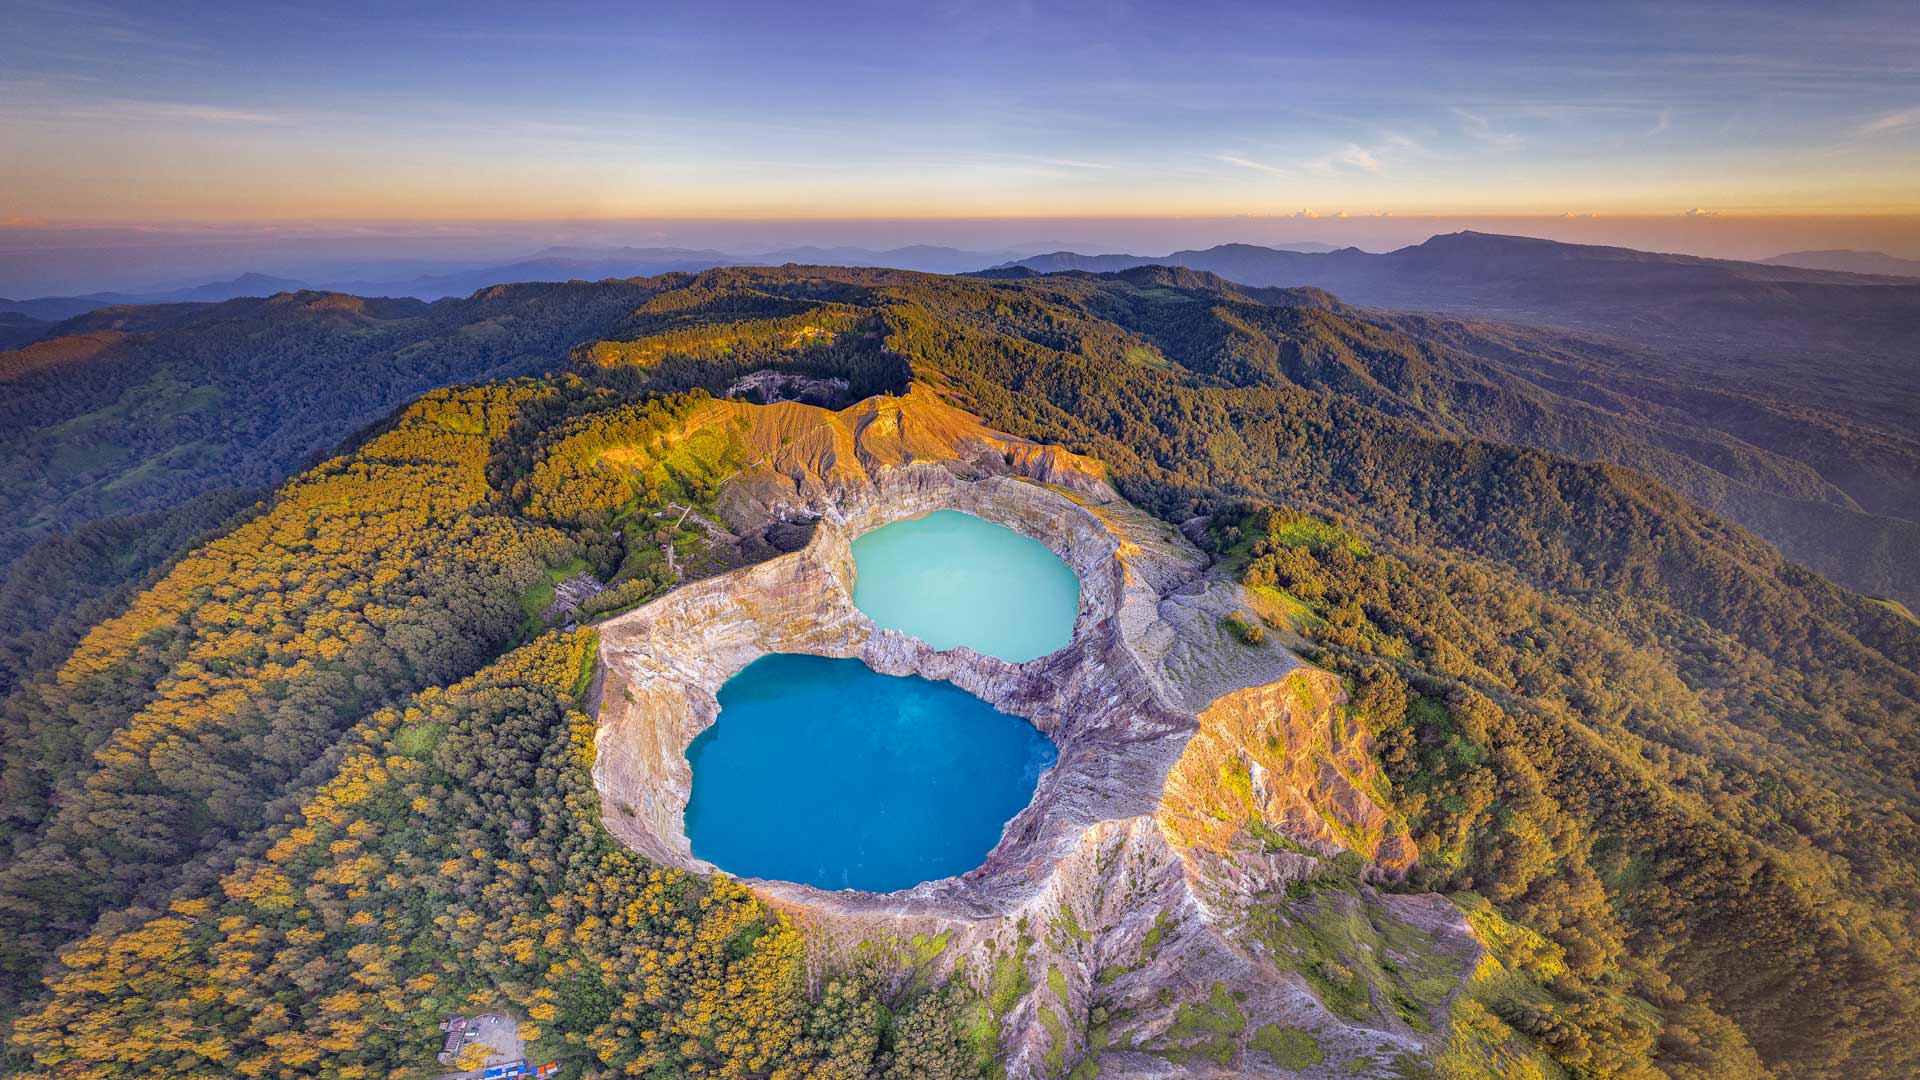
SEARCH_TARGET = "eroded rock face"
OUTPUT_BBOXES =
[590,411,1478,1079]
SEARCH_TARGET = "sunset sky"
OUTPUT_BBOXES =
[3,0,1916,229]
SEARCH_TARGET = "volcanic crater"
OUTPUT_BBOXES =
[588,387,1479,1078]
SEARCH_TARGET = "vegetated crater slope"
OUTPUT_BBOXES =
[590,386,1486,1078]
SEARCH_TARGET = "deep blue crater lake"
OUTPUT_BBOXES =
[851,509,1081,663]
[684,653,1058,891]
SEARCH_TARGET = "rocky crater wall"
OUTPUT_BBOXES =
[589,437,1477,1078]
[592,465,1193,917]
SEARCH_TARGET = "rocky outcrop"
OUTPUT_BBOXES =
[589,391,1479,1078]
[1163,671,1418,890]
[724,368,853,407]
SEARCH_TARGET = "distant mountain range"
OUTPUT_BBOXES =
[6,233,1917,612]
[0,241,1342,337]
[989,233,1920,404]
[316,247,747,299]
[1762,248,1920,277]
[994,232,1912,288]
[7,230,1916,607]
[0,273,310,325]
[988,232,1920,599]
[0,244,1019,323]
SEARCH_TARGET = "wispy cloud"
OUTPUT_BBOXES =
[1337,144,1382,173]
[1647,108,1672,136]
[985,153,1113,170]
[1301,132,1414,177]
[95,100,292,124]
[1450,106,1522,148]
[10,94,300,127]
[1854,106,1919,137]
[1213,153,1292,176]
[1301,144,1380,175]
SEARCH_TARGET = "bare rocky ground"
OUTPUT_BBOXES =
[541,571,607,625]
[724,368,854,407]
[435,1013,525,1079]
[587,390,1483,1079]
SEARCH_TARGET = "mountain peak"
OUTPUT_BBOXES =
[1761,248,1920,277]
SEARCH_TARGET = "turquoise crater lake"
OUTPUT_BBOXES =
[684,654,1058,891]
[851,509,1081,663]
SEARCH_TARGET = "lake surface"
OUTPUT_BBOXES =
[851,509,1080,663]
[684,653,1057,891]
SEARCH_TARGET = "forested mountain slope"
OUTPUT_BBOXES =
[998,235,1920,580]
[1074,267,1920,605]
[7,236,1913,608]
[0,313,51,351]
[1,265,1915,1079]
[0,281,688,570]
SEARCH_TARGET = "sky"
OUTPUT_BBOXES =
[1,0,1918,258]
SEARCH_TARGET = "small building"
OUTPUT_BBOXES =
[436,1016,472,1064]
